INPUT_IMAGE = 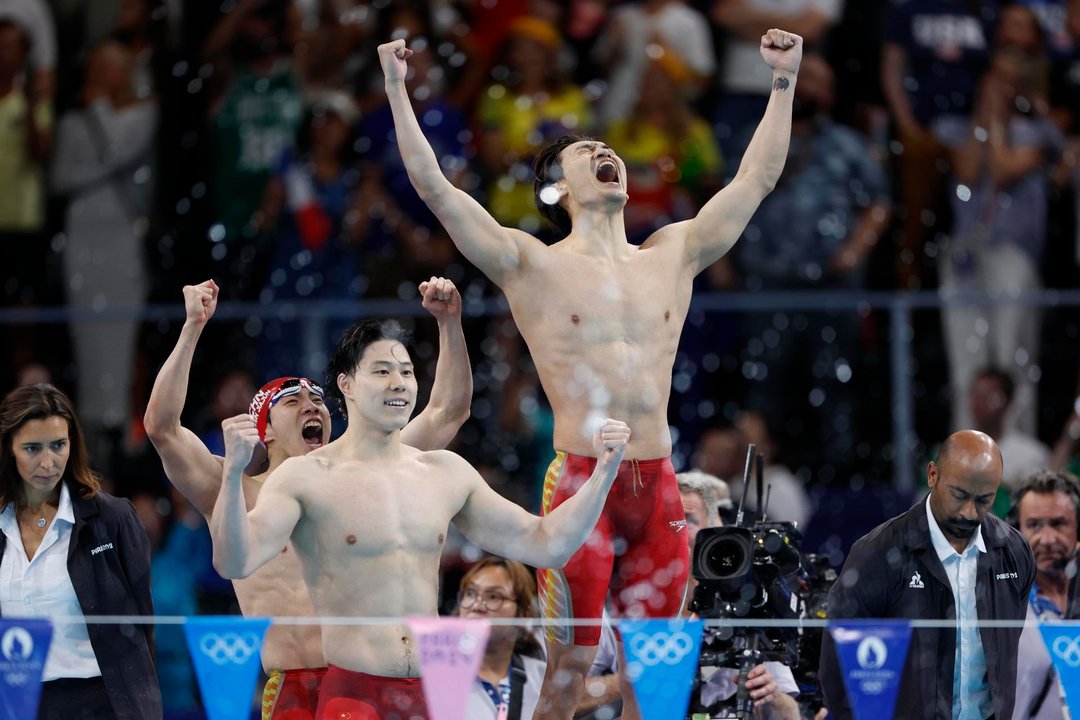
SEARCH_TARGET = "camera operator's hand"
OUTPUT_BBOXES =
[742,663,801,719]
[745,663,778,708]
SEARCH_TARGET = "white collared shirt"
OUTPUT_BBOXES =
[926,496,992,720]
[0,483,101,680]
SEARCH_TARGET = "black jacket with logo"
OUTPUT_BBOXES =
[0,481,162,720]
[819,501,1035,720]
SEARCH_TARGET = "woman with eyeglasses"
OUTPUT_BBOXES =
[0,384,160,719]
[459,557,547,720]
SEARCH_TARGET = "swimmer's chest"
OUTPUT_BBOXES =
[512,262,684,343]
[299,467,457,556]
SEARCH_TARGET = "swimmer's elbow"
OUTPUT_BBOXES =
[212,548,254,580]
[448,403,471,430]
[142,405,173,443]
[734,167,778,198]
[412,168,453,206]
[536,534,576,569]
[141,408,160,439]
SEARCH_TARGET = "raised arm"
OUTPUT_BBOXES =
[948,74,1050,189]
[50,100,158,195]
[453,420,630,567]
[401,277,472,450]
[210,415,303,579]
[144,281,227,515]
[678,29,802,274]
[378,39,532,286]
[881,43,921,140]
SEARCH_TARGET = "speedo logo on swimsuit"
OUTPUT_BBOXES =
[669,520,687,533]
[91,543,114,556]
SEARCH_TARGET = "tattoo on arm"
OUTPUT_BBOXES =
[774,76,790,92]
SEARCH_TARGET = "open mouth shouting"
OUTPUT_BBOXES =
[301,419,324,450]
[595,158,620,185]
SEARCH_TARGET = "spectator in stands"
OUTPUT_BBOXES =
[0,0,55,101]
[591,0,715,127]
[51,39,158,476]
[203,0,304,299]
[734,410,812,528]
[731,54,890,480]
[1048,0,1079,271]
[355,1,468,296]
[1050,368,1080,476]
[882,0,996,289]
[0,17,52,386]
[693,426,747,489]
[711,0,841,159]
[256,88,364,380]
[1020,0,1076,58]
[460,557,547,719]
[476,16,592,236]
[79,0,168,105]
[969,367,1050,495]
[936,37,1063,435]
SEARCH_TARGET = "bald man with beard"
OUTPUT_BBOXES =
[819,430,1035,720]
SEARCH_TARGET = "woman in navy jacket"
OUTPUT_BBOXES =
[0,384,161,719]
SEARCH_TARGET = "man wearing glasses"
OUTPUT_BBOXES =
[144,277,472,720]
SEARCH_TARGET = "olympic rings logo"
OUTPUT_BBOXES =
[1053,636,1080,667]
[198,632,262,666]
[628,631,695,666]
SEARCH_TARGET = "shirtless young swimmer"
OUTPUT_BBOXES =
[379,28,803,718]
[143,277,471,720]
[209,319,631,719]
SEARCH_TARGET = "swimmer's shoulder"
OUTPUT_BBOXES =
[410,446,472,473]
[265,453,331,485]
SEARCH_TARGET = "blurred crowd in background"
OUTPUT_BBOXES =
[1,0,1080,714]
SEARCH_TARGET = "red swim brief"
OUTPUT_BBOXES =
[263,667,327,720]
[536,452,690,646]
[315,665,427,720]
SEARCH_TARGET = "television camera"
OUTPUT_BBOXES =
[687,445,832,718]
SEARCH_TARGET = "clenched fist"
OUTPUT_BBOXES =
[593,419,631,469]
[378,39,413,84]
[760,29,803,77]
[419,276,461,322]
[183,280,219,326]
[222,414,260,473]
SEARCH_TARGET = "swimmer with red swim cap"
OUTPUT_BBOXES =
[144,276,472,720]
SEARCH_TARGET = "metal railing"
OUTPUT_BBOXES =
[5,287,1080,494]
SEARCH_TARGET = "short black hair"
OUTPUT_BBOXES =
[1010,469,1080,529]
[533,134,589,237]
[325,319,412,412]
[973,366,1015,403]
